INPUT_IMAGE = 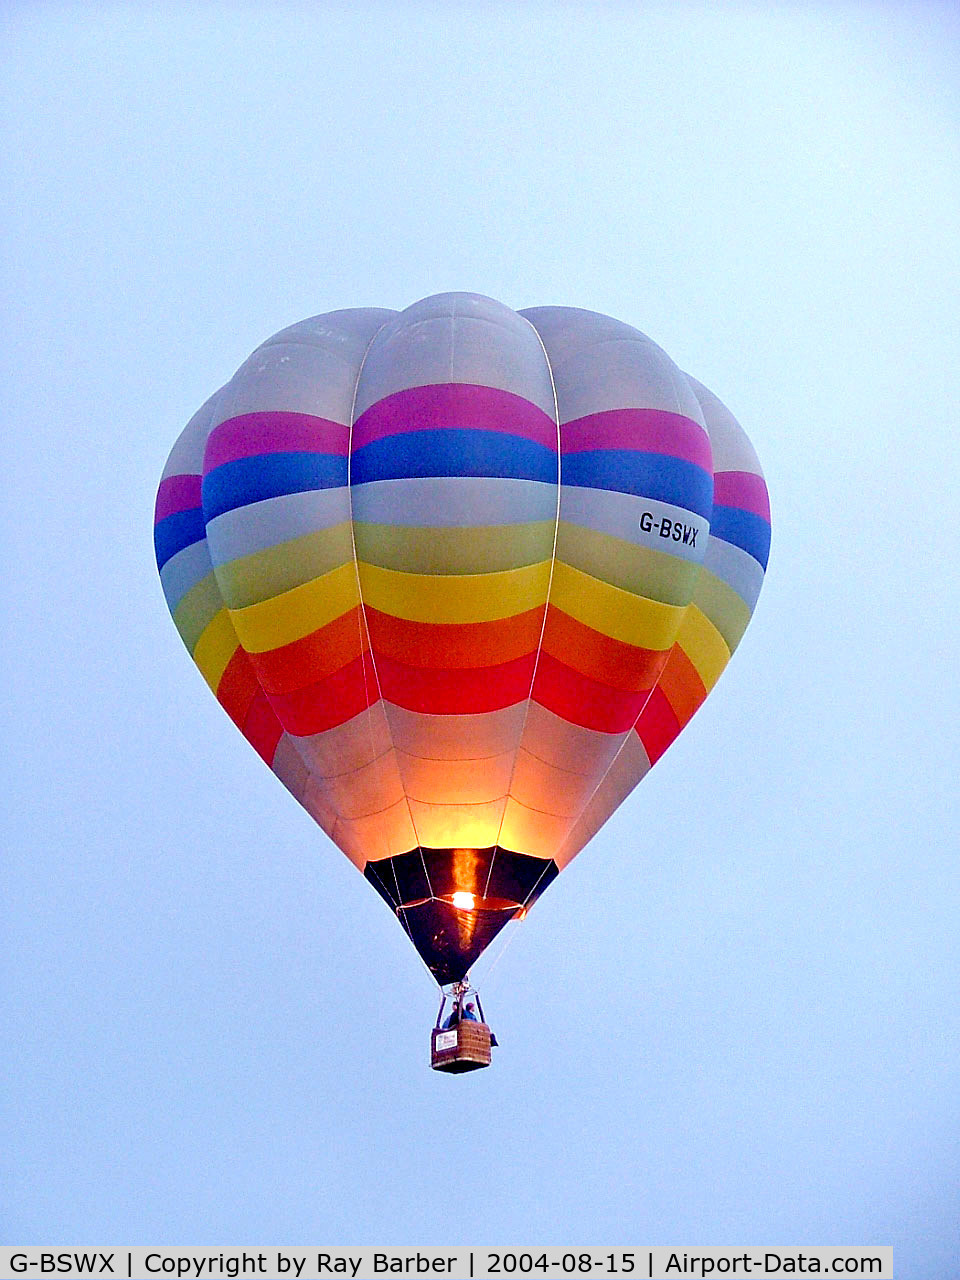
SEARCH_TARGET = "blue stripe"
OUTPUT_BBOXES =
[201,453,348,521]
[350,429,557,485]
[154,508,206,571]
[709,504,771,569]
[561,450,713,518]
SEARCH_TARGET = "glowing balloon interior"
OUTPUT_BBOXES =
[155,294,770,985]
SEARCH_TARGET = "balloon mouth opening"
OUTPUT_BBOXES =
[398,891,523,914]
[363,845,559,984]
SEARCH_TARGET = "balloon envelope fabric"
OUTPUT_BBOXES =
[155,293,770,985]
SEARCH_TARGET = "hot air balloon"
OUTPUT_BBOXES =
[154,293,770,1071]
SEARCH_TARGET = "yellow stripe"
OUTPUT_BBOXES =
[358,560,551,623]
[676,604,731,690]
[550,561,683,650]
[193,609,240,691]
[228,561,359,653]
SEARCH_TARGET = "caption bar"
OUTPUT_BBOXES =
[0,1249,893,1280]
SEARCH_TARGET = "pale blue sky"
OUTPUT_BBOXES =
[2,3,959,1273]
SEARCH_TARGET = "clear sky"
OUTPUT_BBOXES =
[2,1,959,1272]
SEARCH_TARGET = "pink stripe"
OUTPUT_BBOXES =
[204,412,350,472]
[560,409,712,470]
[155,474,201,523]
[713,470,770,520]
[351,383,558,451]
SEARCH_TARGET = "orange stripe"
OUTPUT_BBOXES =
[540,606,668,691]
[246,606,366,694]
[654,643,707,728]
[365,605,545,669]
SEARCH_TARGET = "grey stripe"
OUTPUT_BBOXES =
[353,292,556,418]
[160,392,223,481]
[271,735,310,801]
[703,535,765,610]
[160,538,213,613]
[521,307,703,423]
[685,374,763,475]
[204,487,351,566]
[558,486,709,564]
[215,310,393,427]
[350,476,557,528]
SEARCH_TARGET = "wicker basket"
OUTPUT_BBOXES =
[431,1020,492,1073]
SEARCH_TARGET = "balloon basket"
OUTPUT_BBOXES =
[431,1020,492,1073]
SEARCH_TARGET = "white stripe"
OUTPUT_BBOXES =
[204,487,350,565]
[702,535,765,609]
[559,487,709,563]
[159,538,213,612]
[351,475,556,527]
[352,293,557,419]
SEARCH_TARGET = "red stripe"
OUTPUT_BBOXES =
[533,651,651,733]
[241,689,284,765]
[155,474,201,523]
[634,686,681,764]
[216,647,261,728]
[204,412,349,471]
[266,650,379,736]
[560,408,712,469]
[352,383,558,451]
[376,651,536,714]
[712,470,770,520]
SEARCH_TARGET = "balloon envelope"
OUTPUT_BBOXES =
[155,294,770,984]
